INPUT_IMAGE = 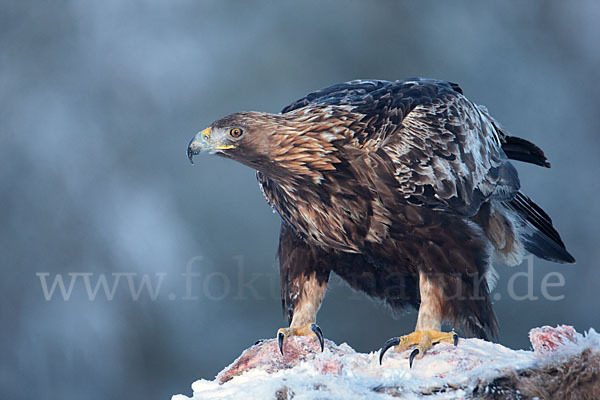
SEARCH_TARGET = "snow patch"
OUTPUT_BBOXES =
[173,326,600,399]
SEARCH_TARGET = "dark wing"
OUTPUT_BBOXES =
[282,79,394,114]
[284,78,520,217]
[376,84,520,216]
[281,78,464,115]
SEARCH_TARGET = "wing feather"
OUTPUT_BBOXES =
[379,93,520,216]
[283,78,520,217]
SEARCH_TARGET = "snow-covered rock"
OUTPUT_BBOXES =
[174,326,600,400]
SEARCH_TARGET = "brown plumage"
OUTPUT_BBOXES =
[188,78,574,347]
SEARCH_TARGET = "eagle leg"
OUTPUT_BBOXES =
[277,323,324,355]
[277,223,330,356]
[276,266,328,356]
[379,330,458,366]
[380,270,460,366]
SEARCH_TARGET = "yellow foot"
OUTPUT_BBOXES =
[277,323,324,355]
[379,330,458,367]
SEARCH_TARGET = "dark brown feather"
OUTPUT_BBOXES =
[501,135,551,168]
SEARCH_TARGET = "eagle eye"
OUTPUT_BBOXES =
[229,127,243,139]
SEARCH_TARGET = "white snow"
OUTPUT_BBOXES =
[173,326,600,400]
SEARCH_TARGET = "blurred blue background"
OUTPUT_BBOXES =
[2,1,599,398]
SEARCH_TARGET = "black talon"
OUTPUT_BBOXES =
[453,333,459,346]
[277,332,285,355]
[254,339,264,346]
[379,337,401,365]
[310,323,324,352]
[409,348,419,368]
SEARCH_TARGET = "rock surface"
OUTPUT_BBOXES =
[174,326,600,400]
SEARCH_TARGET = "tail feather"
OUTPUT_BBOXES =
[494,130,573,263]
[507,193,575,264]
[501,135,551,168]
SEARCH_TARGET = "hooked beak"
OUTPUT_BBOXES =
[187,127,233,164]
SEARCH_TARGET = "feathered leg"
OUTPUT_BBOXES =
[277,223,330,355]
[277,271,327,354]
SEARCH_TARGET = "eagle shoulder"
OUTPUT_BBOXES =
[379,91,520,216]
[283,78,521,217]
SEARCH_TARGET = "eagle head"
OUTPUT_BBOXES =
[187,112,275,168]
[188,108,346,183]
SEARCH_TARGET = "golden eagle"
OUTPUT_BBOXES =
[187,78,574,366]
